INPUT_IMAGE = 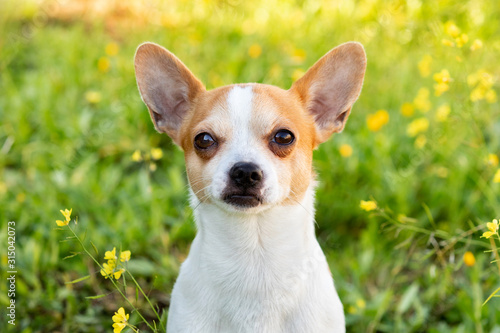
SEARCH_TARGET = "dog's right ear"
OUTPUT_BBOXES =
[134,42,205,145]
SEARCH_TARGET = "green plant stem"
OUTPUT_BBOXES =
[490,235,500,276]
[66,225,156,332]
[127,271,165,332]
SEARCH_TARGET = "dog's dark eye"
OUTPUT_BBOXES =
[194,132,216,149]
[273,130,295,145]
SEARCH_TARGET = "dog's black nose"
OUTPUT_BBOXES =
[229,162,263,188]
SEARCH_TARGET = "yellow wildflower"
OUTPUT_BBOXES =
[60,208,72,222]
[433,69,452,96]
[470,39,483,51]
[444,21,460,38]
[100,261,116,279]
[360,200,377,211]
[482,219,499,239]
[120,250,131,262]
[407,117,429,137]
[400,102,414,117]
[414,134,427,149]
[356,298,366,309]
[487,154,499,167]
[470,87,485,102]
[151,148,163,160]
[441,39,455,47]
[105,42,120,56]
[455,33,468,48]
[463,251,476,267]
[113,268,125,279]
[85,91,102,104]
[494,169,500,183]
[417,55,432,77]
[112,307,129,333]
[434,69,452,84]
[339,144,353,157]
[132,150,142,162]
[98,57,110,73]
[149,163,157,172]
[56,219,69,226]
[248,44,262,58]
[434,82,449,96]
[366,110,389,132]
[104,247,117,261]
[413,88,432,112]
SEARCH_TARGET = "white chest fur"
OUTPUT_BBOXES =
[166,186,345,333]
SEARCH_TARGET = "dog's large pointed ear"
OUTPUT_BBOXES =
[134,42,205,145]
[291,42,366,144]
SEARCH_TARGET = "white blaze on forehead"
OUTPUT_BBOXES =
[227,85,253,145]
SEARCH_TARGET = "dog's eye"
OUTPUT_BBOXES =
[273,130,295,145]
[194,132,216,149]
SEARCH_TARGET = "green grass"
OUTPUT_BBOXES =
[1,0,500,331]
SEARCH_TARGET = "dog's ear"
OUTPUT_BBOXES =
[291,42,366,144]
[134,42,205,145]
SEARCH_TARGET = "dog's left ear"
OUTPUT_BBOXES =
[134,42,205,145]
[291,42,367,144]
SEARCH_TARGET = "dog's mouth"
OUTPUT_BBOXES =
[223,192,263,208]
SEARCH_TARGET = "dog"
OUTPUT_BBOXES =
[134,41,366,332]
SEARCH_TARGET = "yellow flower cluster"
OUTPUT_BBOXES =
[468,70,497,103]
[56,208,72,226]
[98,42,120,74]
[406,117,429,137]
[100,247,131,280]
[433,69,452,96]
[366,110,389,132]
[482,219,499,239]
[360,200,377,211]
[441,21,469,48]
[112,307,129,333]
[132,148,164,172]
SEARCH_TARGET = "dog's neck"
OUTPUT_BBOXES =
[188,184,319,267]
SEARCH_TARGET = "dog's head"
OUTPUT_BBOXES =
[134,42,366,213]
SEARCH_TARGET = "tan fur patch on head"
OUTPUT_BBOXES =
[251,84,317,205]
[179,86,233,203]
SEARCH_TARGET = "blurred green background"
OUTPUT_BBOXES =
[1,0,500,331]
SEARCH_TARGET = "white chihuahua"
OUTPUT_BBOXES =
[134,42,366,332]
